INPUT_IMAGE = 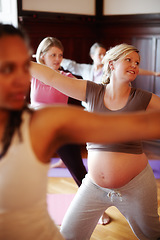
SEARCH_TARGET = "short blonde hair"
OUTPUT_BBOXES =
[101,43,140,84]
[35,37,64,64]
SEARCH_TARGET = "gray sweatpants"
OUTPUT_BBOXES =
[61,163,160,240]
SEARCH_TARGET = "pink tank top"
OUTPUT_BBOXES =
[30,71,73,108]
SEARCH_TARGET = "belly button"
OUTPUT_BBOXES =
[100,172,105,179]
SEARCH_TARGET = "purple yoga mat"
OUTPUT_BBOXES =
[48,158,88,177]
[48,158,160,179]
[148,160,160,179]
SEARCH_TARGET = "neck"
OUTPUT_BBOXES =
[94,64,103,71]
[0,109,9,123]
[106,81,131,99]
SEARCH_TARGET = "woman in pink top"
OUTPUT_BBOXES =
[30,37,88,192]
[30,37,73,108]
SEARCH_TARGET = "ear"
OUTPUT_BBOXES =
[90,54,94,61]
[109,60,114,70]
[40,53,44,60]
[40,53,45,64]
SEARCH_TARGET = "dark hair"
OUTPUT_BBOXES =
[0,23,31,49]
[0,23,32,158]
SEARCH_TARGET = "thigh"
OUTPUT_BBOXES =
[60,175,110,240]
[118,164,160,240]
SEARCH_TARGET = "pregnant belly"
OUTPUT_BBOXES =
[87,151,148,188]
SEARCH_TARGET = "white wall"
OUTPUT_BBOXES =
[0,0,18,26]
[22,0,95,15]
[21,0,160,16]
[103,0,160,15]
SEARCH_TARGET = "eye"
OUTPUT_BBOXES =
[0,63,15,75]
[125,58,131,62]
[135,61,140,66]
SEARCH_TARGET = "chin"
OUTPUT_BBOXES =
[10,107,23,111]
[10,102,26,111]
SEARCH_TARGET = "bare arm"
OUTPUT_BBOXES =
[30,61,87,101]
[30,105,160,163]
[59,108,160,144]
[139,68,160,77]
[147,93,160,110]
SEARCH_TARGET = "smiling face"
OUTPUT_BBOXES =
[41,46,63,70]
[0,35,31,111]
[112,51,140,83]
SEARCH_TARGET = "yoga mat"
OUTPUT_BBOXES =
[47,193,75,225]
[47,193,102,225]
[48,158,88,177]
[148,160,160,179]
[48,158,160,179]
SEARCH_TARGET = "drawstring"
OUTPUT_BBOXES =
[107,190,123,202]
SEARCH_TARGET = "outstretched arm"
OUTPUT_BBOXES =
[30,61,87,101]
[61,58,91,78]
[60,108,160,145]
[139,68,160,77]
[31,105,160,162]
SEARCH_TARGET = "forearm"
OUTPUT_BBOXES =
[139,68,160,77]
[110,110,160,142]
[64,108,160,145]
[103,111,160,143]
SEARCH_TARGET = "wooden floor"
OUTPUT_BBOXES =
[47,145,160,240]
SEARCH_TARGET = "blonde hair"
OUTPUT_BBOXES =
[101,43,140,84]
[35,37,64,64]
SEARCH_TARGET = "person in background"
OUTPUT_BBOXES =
[61,42,160,83]
[30,36,87,186]
[31,43,160,240]
[31,36,110,225]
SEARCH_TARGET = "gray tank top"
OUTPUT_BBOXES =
[85,81,152,154]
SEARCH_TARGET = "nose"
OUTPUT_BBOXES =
[131,62,137,68]
[12,68,30,87]
[54,56,60,63]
